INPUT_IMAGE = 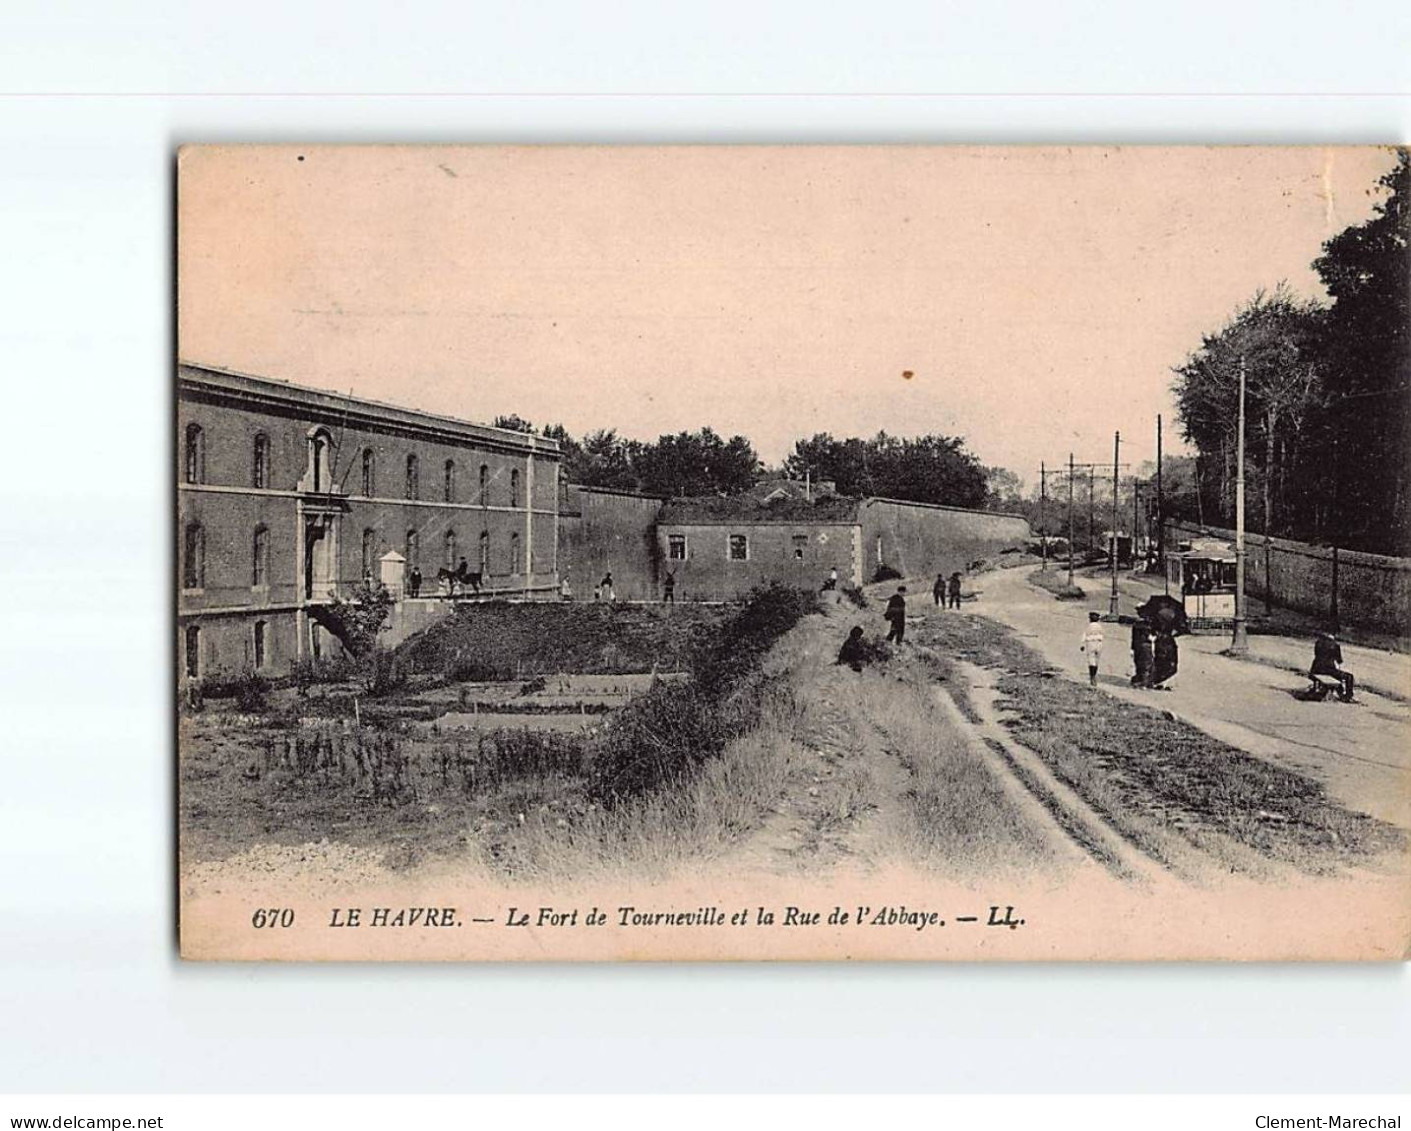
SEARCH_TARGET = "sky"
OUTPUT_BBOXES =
[178,145,1399,488]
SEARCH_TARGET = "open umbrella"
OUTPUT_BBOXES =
[1137,594,1190,636]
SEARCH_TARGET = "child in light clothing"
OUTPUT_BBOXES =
[1080,611,1104,687]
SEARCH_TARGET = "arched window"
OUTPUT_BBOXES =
[478,529,490,573]
[308,428,333,493]
[510,468,520,508]
[252,433,269,489]
[445,529,458,570]
[361,448,376,496]
[405,529,419,570]
[252,620,268,671]
[184,625,201,679]
[405,454,419,500]
[183,521,205,589]
[362,528,377,580]
[510,532,521,574]
[479,464,489,505]
[444,459,456,503]
[184,424,205,484]
[251,524,269,587]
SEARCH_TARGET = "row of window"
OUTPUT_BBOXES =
[183,423,527,506]
[666,534,811,562]
[369,528,524,577]
[180,520,531,592]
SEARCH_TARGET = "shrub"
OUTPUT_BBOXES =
[587,583,818,803]
[363,647,408,697]
[841,585,867,608]
[200,669,270,711]
[873,564,903,582]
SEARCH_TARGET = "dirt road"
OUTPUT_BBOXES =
[967,567,1411,832]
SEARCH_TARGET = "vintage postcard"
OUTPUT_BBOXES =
[176,145,1411,961]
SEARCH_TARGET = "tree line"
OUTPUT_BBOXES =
[1171,150,1409,555]
[489,414,991,509]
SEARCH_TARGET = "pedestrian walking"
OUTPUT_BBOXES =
[1080,611,1104,687]
[1130,616,1154,687]
[932,572,946,608]
[598,571,615,603]
[947,571,963,609]
[1150,628,1179,690]
[662,570,676,605]
[884,586,908,645]
[409,566,422,598]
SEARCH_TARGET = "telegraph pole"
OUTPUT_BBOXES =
[1087,465,1096,552]
[1067,453,1075,589]
[1109,431,1120,615]
[1039,461,1048,571]
[1230,357,1249,654]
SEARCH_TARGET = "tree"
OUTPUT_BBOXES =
[1311,148,1410,552]
[784,431,986,507]
[633,428,759,497]
[1172,286,1325,537]
[491,413,536,434]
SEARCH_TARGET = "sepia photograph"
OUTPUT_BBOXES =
[175,144,1411,961]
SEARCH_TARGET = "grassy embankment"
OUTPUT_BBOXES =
[910,613,1404,875]
[182,587,821,879]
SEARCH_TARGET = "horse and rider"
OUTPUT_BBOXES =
[437,556,482,597]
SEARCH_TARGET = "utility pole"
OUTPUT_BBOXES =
[1109,431,1120,615]
[1087,465,1096,553]
[1132,479,1141,564]
[1230,356,1249,654]
[1039,461,1048,571]
[1157,413,1167,594]
[1067,453,1075,589]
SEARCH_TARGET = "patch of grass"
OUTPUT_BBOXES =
[401,600,726,682]
[1028,568,1087,600]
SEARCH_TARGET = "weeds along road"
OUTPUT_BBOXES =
[968,566,1411,834]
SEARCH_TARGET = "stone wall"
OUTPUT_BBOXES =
[859,498,1031,582]
[558,485,664,602]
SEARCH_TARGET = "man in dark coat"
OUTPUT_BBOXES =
[408,566,422,598]
[947,571,963,609]
[1311,632,1355,701]
[1130,617,1154,687]
[932,573,946,608]
[884,586,907,644]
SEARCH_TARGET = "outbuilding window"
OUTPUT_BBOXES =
[728,534,748,561]
[510,468,520,508]
[405,454,419,500]
[668,535,687,561]
[252,620,268,671]
[444,459,456,503]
